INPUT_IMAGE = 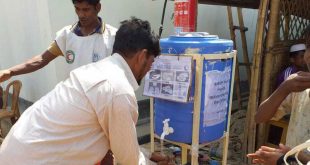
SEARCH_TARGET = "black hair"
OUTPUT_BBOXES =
[112,17,160,58]
[72,0,100,6]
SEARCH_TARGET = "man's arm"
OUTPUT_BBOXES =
[247,143,310,164]
[0,41,62,83]
[247,144,290,165]
[255,83,291,123]
[105,94,141,164]
[256,72,310,123]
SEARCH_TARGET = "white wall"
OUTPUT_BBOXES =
[0,0,258,102]
[0,0,57,101]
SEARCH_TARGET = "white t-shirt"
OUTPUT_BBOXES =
[55,23,117,79]
[273,89,310,147]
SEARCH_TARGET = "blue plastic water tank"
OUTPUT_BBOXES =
[154,33,234,144]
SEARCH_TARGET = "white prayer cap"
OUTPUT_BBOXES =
[290,44,306,53]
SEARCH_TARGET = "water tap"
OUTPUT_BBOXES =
[161,119,174,139]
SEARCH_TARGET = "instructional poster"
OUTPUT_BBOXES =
[143,55,193,102]
[203,66,231,127]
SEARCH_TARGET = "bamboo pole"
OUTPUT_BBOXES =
[227,7,236,51]
[181,145,188,164]
[194,0,198,32]
[222,51,237,165]
[227,6,242,110]
[150,98,155,153]
[237,7,251,82]
[191,55,203,165]
[261,0,280,110]
[257,0,281,148]
[243,0,270,163]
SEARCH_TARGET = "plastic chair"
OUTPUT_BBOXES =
[0,86,3,109]
[0,80,22,137]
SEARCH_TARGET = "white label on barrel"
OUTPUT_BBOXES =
[203,66,231,127]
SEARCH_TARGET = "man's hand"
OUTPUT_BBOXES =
[256,71,310,123]
[150,152,175,165]
[281,71,310,93]
[278,143,291,154]
[0,70,12,83]
[304,48,310,66]
[247,144,291,165]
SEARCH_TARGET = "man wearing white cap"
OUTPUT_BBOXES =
[276,43,307,87]
[249,28,310,165]
[255,47,310,148]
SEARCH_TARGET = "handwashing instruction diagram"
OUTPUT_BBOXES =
[143,55,192,102]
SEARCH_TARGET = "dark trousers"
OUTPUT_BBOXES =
[100,150,114,165]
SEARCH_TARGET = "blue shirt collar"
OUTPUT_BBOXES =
[72,17,104,36]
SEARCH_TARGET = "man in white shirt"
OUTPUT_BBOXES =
[0,0,117,82]
[0,17,167,165]
[255,48,310,148]
[0,0,117,163]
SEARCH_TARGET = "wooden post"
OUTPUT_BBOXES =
[227,6,242,110]
[191,55,204,165]
[244,0,270,163]
[181,145,188,164]
[194,0,198,32]
[150,98,155,152]
[227,7,236,49]
[258,0,281,148]
[261,0,280,108]
[237,7,251,81]
[222,51,237,165]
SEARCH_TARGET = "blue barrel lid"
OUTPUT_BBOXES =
[160,32,233,54]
